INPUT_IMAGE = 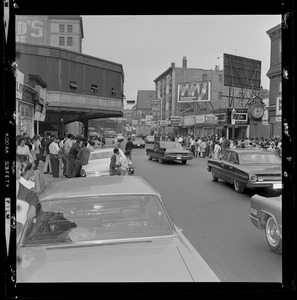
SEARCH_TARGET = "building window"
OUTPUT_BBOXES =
[279,81,282,97]
[202,74,207,81]
[67,37,73,46]
[59,36,65,46]
[59,24,65,33]
[111,88,117,96]
[69,81,78,89]
[91,84,98,93]
[219,75,223,83]
[67,24,73,33]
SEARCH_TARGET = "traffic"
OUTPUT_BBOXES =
[13,132,282,283]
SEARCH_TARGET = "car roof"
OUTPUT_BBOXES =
[227,148,275,155]
[39,176,160,201]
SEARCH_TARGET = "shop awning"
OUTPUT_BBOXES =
[216,126,225,130]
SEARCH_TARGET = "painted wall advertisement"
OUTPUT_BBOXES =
[177,81,211,102]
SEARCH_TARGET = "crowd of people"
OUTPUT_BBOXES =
[155,133,282,159]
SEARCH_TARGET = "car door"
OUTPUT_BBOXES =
[215,150,230,180]
[223,150,238,183]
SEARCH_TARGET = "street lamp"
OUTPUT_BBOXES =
[231,108,236,140]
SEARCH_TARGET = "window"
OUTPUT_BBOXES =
[111,88,116,95]
[219,75,223,83]
[59,36,65,46]
[91,84,98,93]
[69,81,77,89]
[202,74,207,81]
[67,24,73,33]
[279,81,282,97]
[67,37,73,46]
[59,24,65,33]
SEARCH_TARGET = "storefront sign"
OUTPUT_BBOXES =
[159,120,171,126]
[170,115,182,126]
[182,115,195,126]
[195,115,205,124]
[213,113,226,124]
[204,114,218,125]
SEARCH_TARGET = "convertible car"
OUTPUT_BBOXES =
[206,148,282,193]
[16,176,219,282]
[249,194,282,254]
[146,141,194,164]
[81,147,125,177]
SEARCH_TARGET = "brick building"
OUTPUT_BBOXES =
[266,23,282,138]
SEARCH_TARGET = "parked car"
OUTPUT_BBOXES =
[145,135,155,144]
[132,137,146,148]
[81,147,125,177]
[16,176,220,282]
[146,141,194,164]
[206,148,282,193]
[249,194,282,254]
[103,130,116,138]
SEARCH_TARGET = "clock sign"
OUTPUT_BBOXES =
[248,104,265,120]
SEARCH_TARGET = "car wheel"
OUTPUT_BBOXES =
[265,216,282,254]
[234,179,245,193]
[182,160,187,164]
[159,158,164,164]
[211,169,218,182]
[148,155,152,160]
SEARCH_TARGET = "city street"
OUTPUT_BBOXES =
[129,146,282,282]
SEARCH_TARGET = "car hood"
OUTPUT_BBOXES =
[133,140,145,143]
[240,163,281,174]
[17,238,219,282]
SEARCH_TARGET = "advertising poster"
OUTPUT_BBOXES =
[177,81,210,102]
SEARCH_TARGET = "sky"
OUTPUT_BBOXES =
[81,15,281,101]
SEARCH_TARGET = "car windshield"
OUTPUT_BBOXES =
[160,142,183,149]
[134,138,143,141]
[89,150,113,160]
[239,153,281,164]
[20,195,174,247]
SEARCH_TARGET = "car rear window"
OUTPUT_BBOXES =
[89,151,113,160]
[20,195,174,247]
[239,153,281,164]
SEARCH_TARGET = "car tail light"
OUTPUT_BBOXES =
[249,174,258,182]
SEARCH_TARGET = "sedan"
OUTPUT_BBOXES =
[132,137,146,148]
[115,134,124,142]
[81,147,124,177]
[249,194,282,254]
[145,135,155,144]
[16,176,220,282]
[206,148,282,193]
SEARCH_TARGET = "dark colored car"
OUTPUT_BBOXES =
[206,148,282,193]
[249,194,282,253]
[146,141,194,164]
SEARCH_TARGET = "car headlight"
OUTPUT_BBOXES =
[249,174,258,182]
[250,207,258,215]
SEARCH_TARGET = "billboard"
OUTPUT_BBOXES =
[177,81,211,102]
[223,53,261,89]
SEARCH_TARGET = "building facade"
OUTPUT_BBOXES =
[16,15,84,53]
[266,23,282,138]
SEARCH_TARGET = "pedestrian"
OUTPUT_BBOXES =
[213,141,221,159]
[200,139,207,158]
[16,137,33,168]
[125,137,133,160]
[63,134,73,177]
[109,147,121,176]
[71,141,91,177]
[190,138,195,156]
[120,151,132,175]
[31,136,40,170]
[49,135,60,178]
[43,135,52,174]
[66,137,82,178]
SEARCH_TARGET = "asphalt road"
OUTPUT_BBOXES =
[128,145,282,282]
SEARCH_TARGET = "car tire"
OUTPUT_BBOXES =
[265,216,282,254]
[148,155,152,160]
[182,160,187,165]
[211,169,218,182]
[234,179,245,193]
[159,158,164,164]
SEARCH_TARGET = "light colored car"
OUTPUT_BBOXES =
[145,135,155,144]
[132,137,146,148]
[249,194,282,254]
[115,133,124,142]
[81,147,124,177]
[16,176,220,282]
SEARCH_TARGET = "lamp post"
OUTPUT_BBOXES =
[231,108,236,140]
